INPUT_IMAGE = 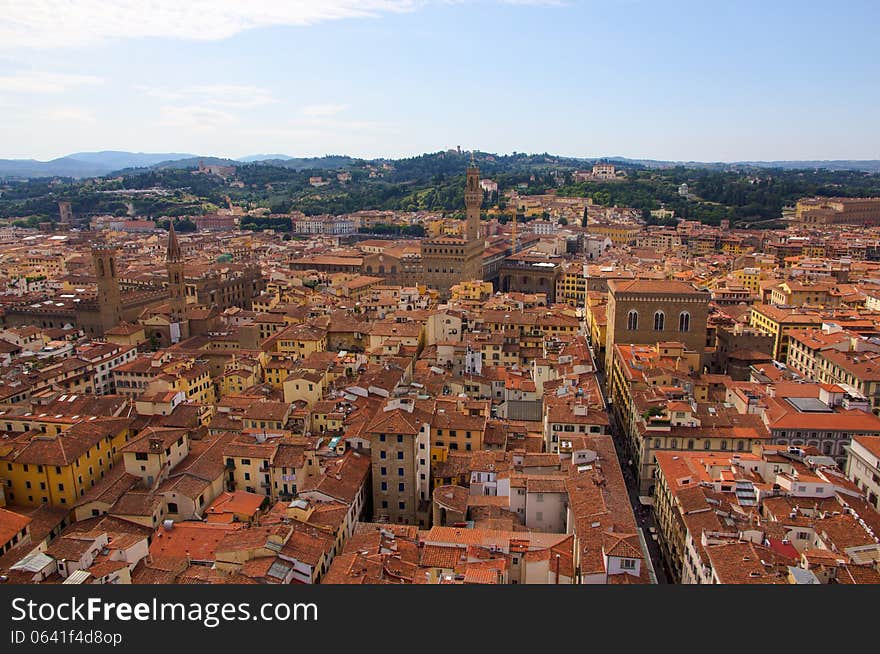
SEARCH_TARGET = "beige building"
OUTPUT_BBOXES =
[366,399,432,526]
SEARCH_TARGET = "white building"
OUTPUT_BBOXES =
[846,435,880,510]
[532,219,558,236]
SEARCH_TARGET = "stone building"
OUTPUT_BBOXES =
[420,160,485,298]
[604,280,710,377]
[497,252,563,303]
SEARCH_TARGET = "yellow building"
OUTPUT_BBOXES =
[768,281,838,308]
[104,322,147,348]
[0,417,133,508]
[282,371,324,406]
[219,367,260,397]
[556,264,587,308]
[309,401,345,435]
[803,244,828,258]
[242,401,292,432]
[252,292,281,312]
[263,356,298,389]
[450,280,493,303]
[591,223,641,246]
[274,324,328,359]
[732,267,764,294]
[148,362,216,405]
[749,304,824,361]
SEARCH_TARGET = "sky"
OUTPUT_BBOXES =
[0,0,878,162]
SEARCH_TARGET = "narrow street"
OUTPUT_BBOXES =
[594,364,669,584]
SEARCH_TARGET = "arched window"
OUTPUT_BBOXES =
[679,311,691,332]
[653,311,665,331]
[627,310,638,331]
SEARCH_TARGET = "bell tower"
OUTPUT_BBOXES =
[166,222,189,340]
[460,154,485,283]
[464,156,481,243]
[91,245,122,335]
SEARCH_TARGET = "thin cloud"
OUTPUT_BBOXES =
[191,85,276,108]
[0,71,103,94]
[158,105,237,129]
[498,0,567,6]
[37,106,97,123]
[301,103,348,118]
[137,84,275,108]
[0,1,421,49]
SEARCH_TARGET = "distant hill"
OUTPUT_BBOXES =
[0,157,108,178]
[256,155,361,171]
[0,151,197,179]
[2,149,879,180]
[604,156,880,173]
[237,154,295,162]
[146,156,238,171]
[117,154,359,174]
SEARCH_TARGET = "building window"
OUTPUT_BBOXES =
[653,311,665,331]
[679,312,690,332]
[627,310,638,331]
[620,558,636,570]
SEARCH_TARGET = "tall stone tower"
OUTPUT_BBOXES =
[464,160,481,242]
[91,245,122,335]
[461,156,484,282]
[166,222,189,341]
[58,201,73,228]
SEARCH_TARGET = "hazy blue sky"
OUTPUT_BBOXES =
[1,0,878,161]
